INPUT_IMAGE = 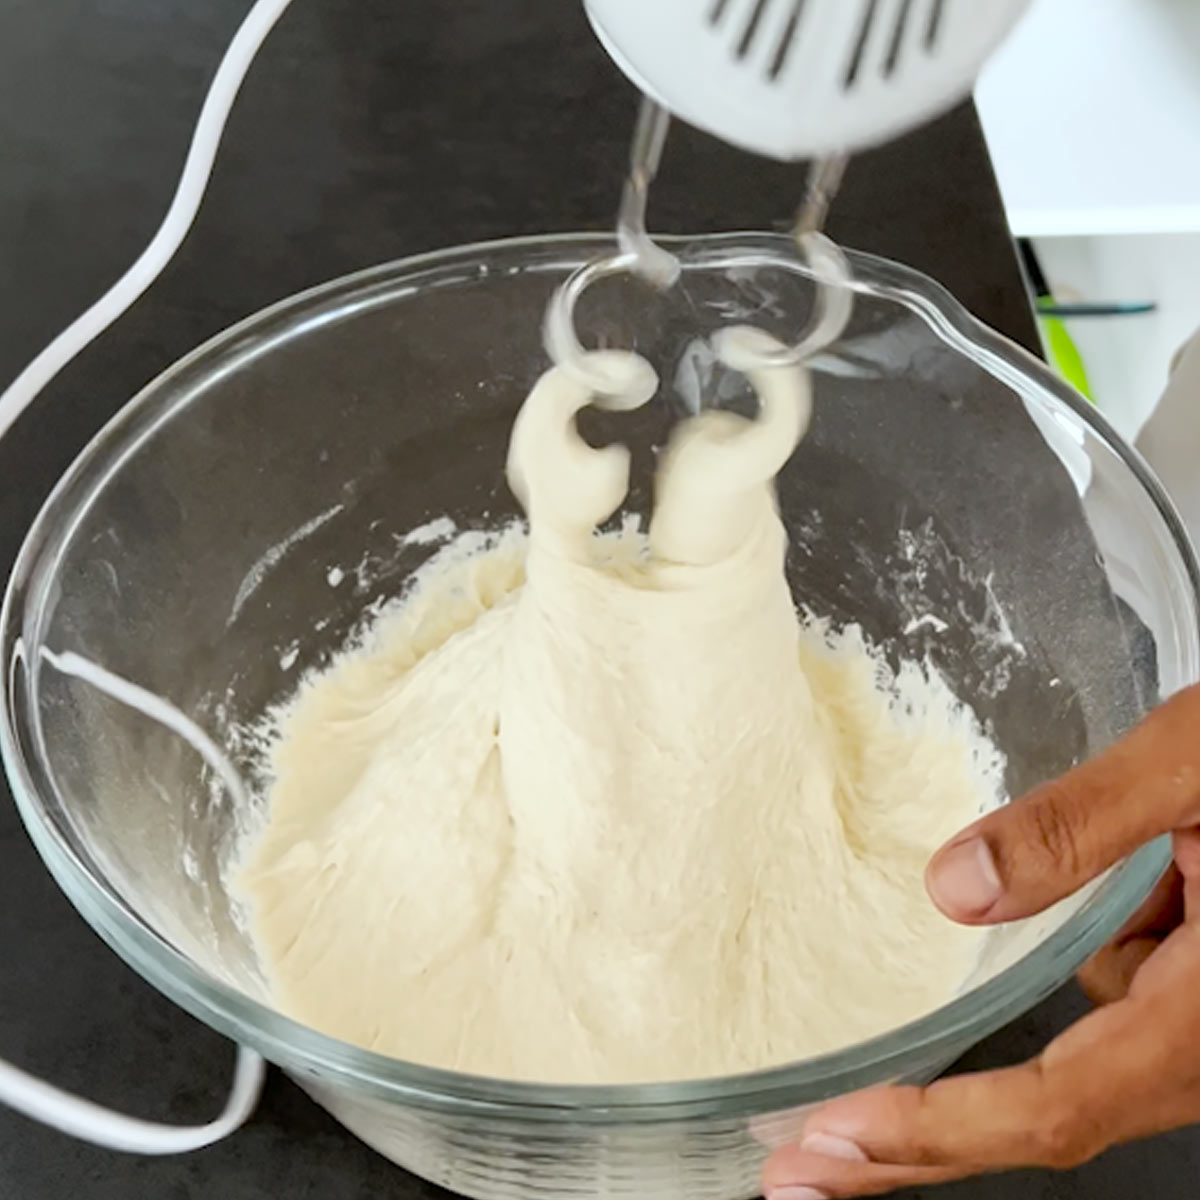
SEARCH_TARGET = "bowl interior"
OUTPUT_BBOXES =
[3,233,1196,1102]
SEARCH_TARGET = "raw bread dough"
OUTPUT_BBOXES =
[236,332,1000,1083]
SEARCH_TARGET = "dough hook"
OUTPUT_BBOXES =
[543,99,855,390]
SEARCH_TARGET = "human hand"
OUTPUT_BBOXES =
[762,682,1200,1199]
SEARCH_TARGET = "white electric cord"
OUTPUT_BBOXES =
[40,649,252,813]
[0,0,297,1153]
[0,1048,265,1156]
[0,0,295,440]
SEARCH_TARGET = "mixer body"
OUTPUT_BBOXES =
[584,0,1031,160]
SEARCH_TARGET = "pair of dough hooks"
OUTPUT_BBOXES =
[543,99,855,390]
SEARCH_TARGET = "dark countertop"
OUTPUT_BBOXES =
[0,1,1192,1197]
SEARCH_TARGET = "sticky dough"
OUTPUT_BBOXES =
[236,330,1000,1084]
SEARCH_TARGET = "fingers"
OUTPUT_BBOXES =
[1079,866,1183,1004]
[799,1058,1108,1173]
[926,683,1200,923]
[1079,937,1158,1005]
[800,694,1200,1197]
[763,913,1200,1199]
[1083,838,1200,1004]
[1174,828,1200,913]
[1114,863,1186,942]
[763,1144,953,1198]
[762,1024,1119,1196]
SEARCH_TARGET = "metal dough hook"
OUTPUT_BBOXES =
[543,104,856,390]
[715,155,855,372]
[617,98,679,289]
[543,97,679,394]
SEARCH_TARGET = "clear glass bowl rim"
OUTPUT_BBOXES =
[1,231,1194,1123]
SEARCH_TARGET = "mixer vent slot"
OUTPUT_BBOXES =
[843,0,942,88]
[711,0,949,87]
[734,0,772,57]
[711,0,812,83]
[843,0,880,87]
[883,0,915,75]
[768,0,808,80]
[926,0,946,49]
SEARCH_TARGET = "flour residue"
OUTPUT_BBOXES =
[229,504,344,624]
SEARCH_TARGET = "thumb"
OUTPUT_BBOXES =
[927,683,1200,924]
[763,935,1200,1198]
[762,843,1200,1198]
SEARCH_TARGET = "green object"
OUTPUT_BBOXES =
[1036,297,1094,403]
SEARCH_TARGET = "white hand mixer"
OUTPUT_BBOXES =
[549,0,1030,385]
[588,0,1028,160]
[0,0,1030,1157]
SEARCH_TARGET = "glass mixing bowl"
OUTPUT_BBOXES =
[2,232,1198,1200]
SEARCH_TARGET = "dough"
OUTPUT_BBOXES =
[235,332,1001,1083]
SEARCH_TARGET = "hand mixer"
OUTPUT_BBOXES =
[547,0,1030,384]
[0,0,1031,1157]
[588,0,1029,160]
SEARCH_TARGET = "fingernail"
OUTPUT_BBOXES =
[800,1132,869,1162]
[767,1188,829,1200]
[928,836,1003,917]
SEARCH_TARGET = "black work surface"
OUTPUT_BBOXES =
[0,1,1192,1197]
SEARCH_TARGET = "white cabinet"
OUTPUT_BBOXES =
[976,0,1200,439]
[977,0,1200,238]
